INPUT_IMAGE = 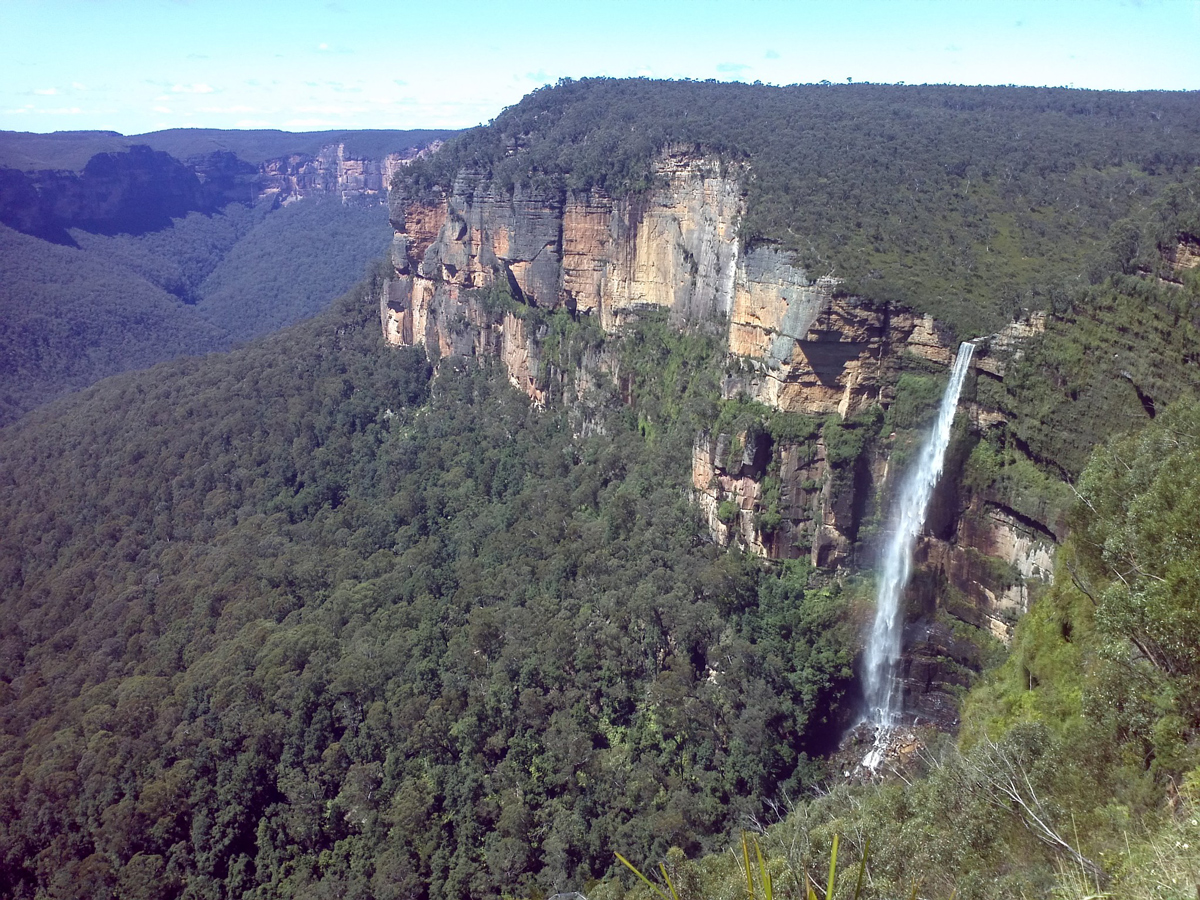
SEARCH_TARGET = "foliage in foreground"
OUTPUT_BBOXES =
[598,399,1200,900]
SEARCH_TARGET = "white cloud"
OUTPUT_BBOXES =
[153,106,172,113]
[34,88,58,96]
[171,83,214,94]
[71,82,87,90]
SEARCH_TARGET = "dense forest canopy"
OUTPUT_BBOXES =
[0,273,858,900]
[399,78,1200,336]
[0,197,392,425]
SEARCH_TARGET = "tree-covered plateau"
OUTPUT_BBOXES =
[400,78,1200,338]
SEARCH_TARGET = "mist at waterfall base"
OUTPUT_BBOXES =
[860,342,976,769]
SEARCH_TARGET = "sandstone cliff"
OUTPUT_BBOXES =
[256,141,437,204]
[381,148,1056,728]
[0,140,437,243]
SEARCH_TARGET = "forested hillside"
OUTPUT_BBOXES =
[401,79,1200,336]
[3,79,1200,900]
[0,126,453,424]
[0,273,857,900]
[0,198,391,425]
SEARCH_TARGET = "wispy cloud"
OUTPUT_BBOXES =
[764,49,780,60]
[716,62,751,74]
[171,83,214,94]
[34,87,58,96]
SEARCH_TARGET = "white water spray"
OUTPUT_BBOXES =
[862,342,975,759]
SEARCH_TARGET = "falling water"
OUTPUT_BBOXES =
[862,342,975,761]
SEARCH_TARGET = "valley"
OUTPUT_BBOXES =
[1,79,1200,899]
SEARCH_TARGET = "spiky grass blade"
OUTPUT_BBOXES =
[852,837,870,900]
[826,834,840,900]
[614,853,673,900]
[753,836,773,900]
[741,832,755,900]
[658,863,681,900]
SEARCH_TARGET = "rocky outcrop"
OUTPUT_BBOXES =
[691,430,771,556]
[0,140,436,244]
[382,150,744,353]
[724,285,956,417]
[382,148,1057,730]
[1165,233,1200,274]
[258,141,438,204]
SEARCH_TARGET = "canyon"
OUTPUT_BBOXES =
[381,149,1059,727]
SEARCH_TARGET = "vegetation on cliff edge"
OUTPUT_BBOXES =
[398,78,1200,337]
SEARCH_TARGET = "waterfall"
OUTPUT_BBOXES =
[862,341,976,740]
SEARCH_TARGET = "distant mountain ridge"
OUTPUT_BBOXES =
[0,128,454,423]
[0,128,458,244]
[0,127,458,172]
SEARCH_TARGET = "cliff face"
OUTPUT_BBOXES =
[0,141,434,244]
[382,151,743,341]
[256,141,435,204]
[382,150,1056,728]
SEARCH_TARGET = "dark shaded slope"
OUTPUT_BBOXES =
[0,222,227,423]
[0,128,460,172]
[0,194,392,424]
[0,145,233,243]
[194,197,392,341]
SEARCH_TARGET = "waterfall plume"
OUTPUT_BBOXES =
[863,341,976,739]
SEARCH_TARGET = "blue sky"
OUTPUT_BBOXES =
[2,0,1198,135]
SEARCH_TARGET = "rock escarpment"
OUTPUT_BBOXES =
[256,141,436,204]
[382,149,1057,728]
[382,151,743,339]
[0,145,235,241]
[0,140,436,243]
